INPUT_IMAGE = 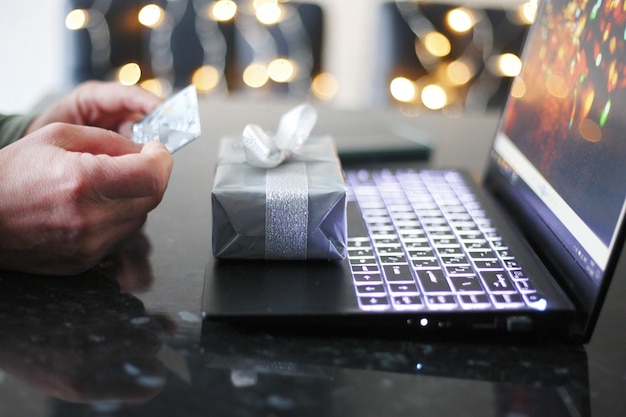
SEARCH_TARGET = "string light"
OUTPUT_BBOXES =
[66,0,320,99]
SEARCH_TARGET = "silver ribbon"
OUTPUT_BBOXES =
[242,104,317,168]
[265,162,309,259]
[242,104,317,259]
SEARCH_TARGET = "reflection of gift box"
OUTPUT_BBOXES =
[211,135,347,260]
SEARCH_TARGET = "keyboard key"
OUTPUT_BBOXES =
[351,257,376,265]
[515,279,537,293]
[492,293,525,308]
[352,273,383,284]
[467,249,497,260]
[356,284,386,295]
[463,240,490,250]
[392,295,425,309]
[383,264,414,282]
[379,254,407,264]
[480,271,516,293]
[446,265,474,276]
[358,296,390,310]
[407,248,435,258]
[389,283,420,293]
[411,258,439,269]
[510,269,528,280]
[377,245,403,254]
[440,255,469,265]
[437,246,464,256]
[425,294,458,309]
[503,259,521,269]
[450,275,484,292]
[416,270,452,292]
[473,260,502,270]
[459,293,491,308]
[348,247,374,258]
[403,239,429,248]
[351,264,379,274]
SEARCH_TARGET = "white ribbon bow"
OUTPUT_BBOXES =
[242,104,318,168]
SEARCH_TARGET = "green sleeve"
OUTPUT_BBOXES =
[0,114,36,149]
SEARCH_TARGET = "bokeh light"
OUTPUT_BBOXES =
[210,0,237,22]
[510,77,527,98]
[390,77,417,103]
[255,0,282,25]
[311,72,340,100]
[192,65,221,93]
[546,74,569,98]
[421,84,447,110]
[447,8,474,33]
[138,4,165,28]
[446,60,473,85]
[118,63,142,85]
[423,32,451,57]
[267,58,296,83]
[497,53,523,77]
[243,63,269,88]
[65,9,89,30]
[521,1,539,24]
[578,118,602,142]
[140,78,171,97]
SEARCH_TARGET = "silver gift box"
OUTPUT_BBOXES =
[212,135,347,260]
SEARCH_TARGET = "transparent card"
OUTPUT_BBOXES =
[132,85,201,153]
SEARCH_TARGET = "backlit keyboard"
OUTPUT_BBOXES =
[345,168,543,312]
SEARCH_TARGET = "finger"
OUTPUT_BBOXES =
[75,81,164,118]
[39,123,142,156]
[85,140,173,201]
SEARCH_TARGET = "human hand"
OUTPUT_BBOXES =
[0,123,173,275]
[26,80,164,138]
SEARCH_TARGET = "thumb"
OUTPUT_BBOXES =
[85,140,174,200]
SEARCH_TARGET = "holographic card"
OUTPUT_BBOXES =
[132,85,201,153]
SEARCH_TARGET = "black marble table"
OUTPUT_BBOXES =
[1,98,624,416]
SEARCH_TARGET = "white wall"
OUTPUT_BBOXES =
[0,0,520,113]
[0,0,66,113]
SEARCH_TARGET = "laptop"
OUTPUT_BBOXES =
[202,0,625,343]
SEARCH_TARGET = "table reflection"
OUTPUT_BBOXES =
[0,232,170,405]
[196,322,590,417]
[0,232,591,417]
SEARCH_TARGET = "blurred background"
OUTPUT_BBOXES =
[0,0,533,115]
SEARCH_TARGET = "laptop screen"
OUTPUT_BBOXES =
[488,0,626,318]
